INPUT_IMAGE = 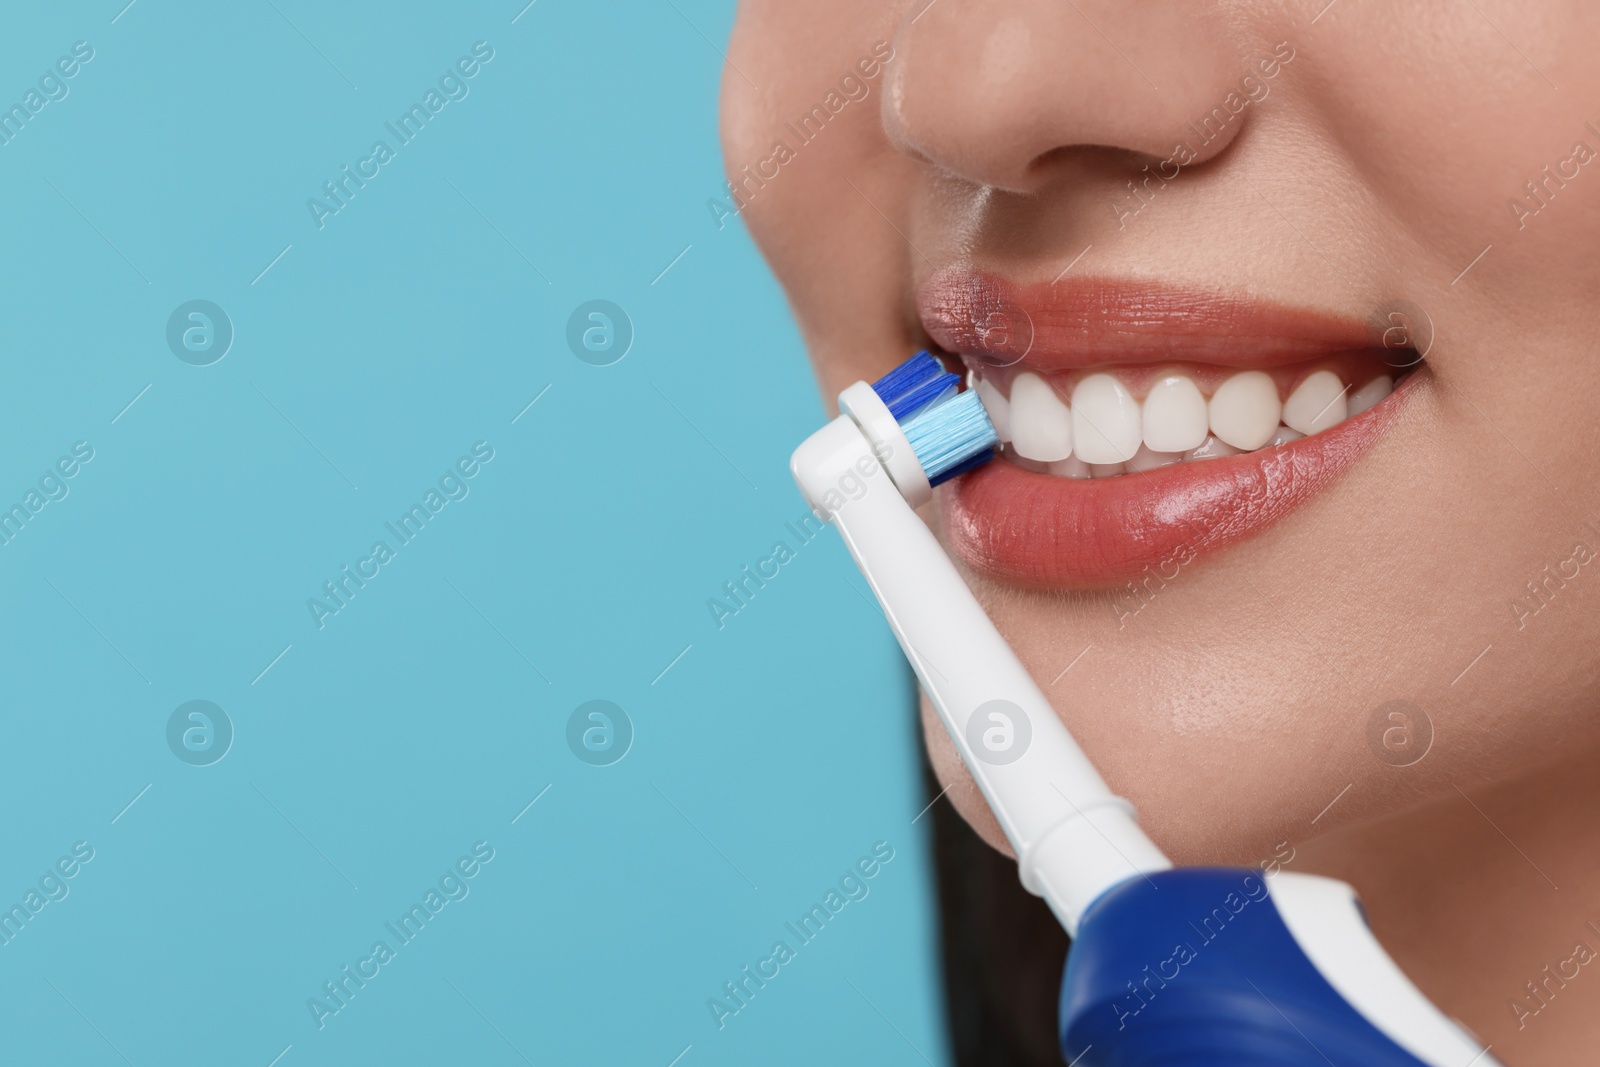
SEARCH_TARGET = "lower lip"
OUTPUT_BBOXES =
[940,374,1420,588]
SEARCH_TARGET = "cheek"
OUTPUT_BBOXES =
[919,693,1015,857]
[1310,8,1600,292]
[723,1,924,402]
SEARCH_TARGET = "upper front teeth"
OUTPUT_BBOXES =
[1071,374,1142,464]
[975,375,1012,443]
[1008,372,1072,460]
[1282,370,1348,435]
[1209,370,1281,450]
[1142,375,1209,453]
[989,368,1394,467]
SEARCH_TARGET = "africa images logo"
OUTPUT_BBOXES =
[306,41,496,230]
[306,441,495,629]
[706,842,896,1030]
[306,841,495,1030]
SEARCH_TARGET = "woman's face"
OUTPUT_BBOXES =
[722,1,1600,867]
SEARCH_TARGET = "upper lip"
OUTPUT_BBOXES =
[917,268,1382,370]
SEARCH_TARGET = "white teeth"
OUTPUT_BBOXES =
[1009,372,1073,461]
[1142,375,1209,453]
[975,375,1012,443]
[1071,373,1142,464]
[983,361,1403,481]
[1347,375,1393,417]
[1282,370,1348,435]
[1125,445,1184,472]
[1187,435,1242,461]
[1047,456,1092,479]
[1208,371,1281,450]
[1268,425,1305,447]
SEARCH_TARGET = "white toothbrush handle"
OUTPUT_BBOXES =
[793,416,1170,933]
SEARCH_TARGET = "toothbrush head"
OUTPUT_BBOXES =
[837,351,1000,508]
[888,377,1000,487]
[870,352,1000,486]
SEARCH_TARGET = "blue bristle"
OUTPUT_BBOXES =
[930,448,994,486]
[871,351,942,411]
[885,371,959,421]
[900,389,998,485]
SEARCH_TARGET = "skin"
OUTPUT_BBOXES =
[722,1,1600,1062]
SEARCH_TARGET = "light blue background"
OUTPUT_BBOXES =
[0,2,947,1064]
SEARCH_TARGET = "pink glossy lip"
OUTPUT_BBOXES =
[919,270,1418,588]
[920,270,1383,369]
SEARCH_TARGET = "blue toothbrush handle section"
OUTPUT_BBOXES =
[1059,868,1499,1067]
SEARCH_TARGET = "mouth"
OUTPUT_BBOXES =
[918,271,1423,588]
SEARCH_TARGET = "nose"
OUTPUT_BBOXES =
[883,0,1256,192]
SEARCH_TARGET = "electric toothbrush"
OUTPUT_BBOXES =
[791,352,1500,1067]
